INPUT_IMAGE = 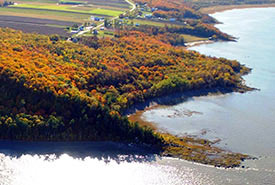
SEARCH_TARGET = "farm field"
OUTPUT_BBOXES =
[0,15,77,36]
[0,0,132,35]
[0,0,129,24]
[10,3,124,16]
[133,19,167,27]
[0,7,89,22]
[14,0,129,8]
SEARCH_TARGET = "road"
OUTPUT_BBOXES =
[76,0,136,37]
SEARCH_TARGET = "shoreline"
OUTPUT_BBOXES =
[126,87,254,168]
[186,4,275,48]
[200,3,275,14]
[129,4,274,167]
[127,86,254,128]
[184,40,215,48]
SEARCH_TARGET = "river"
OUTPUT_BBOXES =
[0,7,275,185]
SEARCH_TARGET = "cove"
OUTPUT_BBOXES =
[142,8,275,157]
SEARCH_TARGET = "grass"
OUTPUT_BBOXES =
[132,19,190,28]
[92,4,130,11]
[16,0,58,3]
[181,34,208,42]
[59,0,87,4]
[0,7,89,22]
[11,3,124,16]
[133,19,167,27]
[91,8,123,16]
[98,30,114,38]
[160,133,250,168]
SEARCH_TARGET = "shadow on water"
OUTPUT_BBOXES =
[124,87,235,115]
[0,141,159,163]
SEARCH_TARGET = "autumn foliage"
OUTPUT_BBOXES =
[0,28,249,142]
[134,0,216,23]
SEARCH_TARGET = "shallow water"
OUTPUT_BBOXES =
[144,7,275,156]
[141,7,275,183]
[1,8,275,185]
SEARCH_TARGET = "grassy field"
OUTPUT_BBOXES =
[16,0,58,3]
[0,0,131,36]
[11,3,124,16]
[0,7,90,22]
[131,19,208,42]
[132,19,189,27]
[0,0,129,24]
[133,19,167,27]
[181,34,208,43]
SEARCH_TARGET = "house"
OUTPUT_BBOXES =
[70,30,79,34]
[92,30,98,35]
[78,26,84,31]
[72,38,78,43]
[169,18,176,22]
[94,17,100,21]
[145,14,152,19]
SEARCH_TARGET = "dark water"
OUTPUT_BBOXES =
[1,8,275,185]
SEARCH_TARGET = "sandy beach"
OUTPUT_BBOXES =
[185,40,215,48]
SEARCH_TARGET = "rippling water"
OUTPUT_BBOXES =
[144,7,275,156]
[1,8,275,185]
[0,141,274,185]
[141,7,275,184]
[0,142,216,185]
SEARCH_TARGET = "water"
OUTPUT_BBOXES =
[1,8,275,185]
[143,7,275,157]
[141,7,275,183]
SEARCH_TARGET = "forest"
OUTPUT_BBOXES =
[0,28,251,167]
[132,0,216,23]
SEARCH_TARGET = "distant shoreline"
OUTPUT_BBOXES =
[200,3,275,14]
[186,4,275,47]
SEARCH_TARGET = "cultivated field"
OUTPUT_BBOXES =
[0,7,91,22]
[82,0,130,8]
[10,3,124,16]
[0,15,77,36]
[0,0,132,35]
[0,0,129,23]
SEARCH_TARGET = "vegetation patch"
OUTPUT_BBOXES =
[59,0,87,5]
[0,7,91,22]
[0,28,253,167]
[11,3,123,16]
